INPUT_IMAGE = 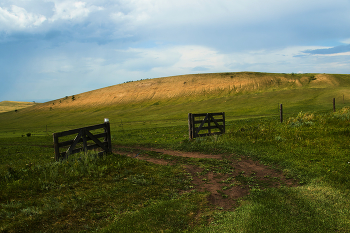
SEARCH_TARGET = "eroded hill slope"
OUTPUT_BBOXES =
[32,72,339,110]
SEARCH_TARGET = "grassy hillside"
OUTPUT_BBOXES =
[0,101,36,113]
[0,72,349,137]
[1,72,350,232]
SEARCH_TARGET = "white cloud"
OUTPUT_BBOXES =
[168,46,226,72]
[0,5,46,31]
[315,52,350,57]
[341,38,350,44]
[49,1,100,22]
[1,0,350,102]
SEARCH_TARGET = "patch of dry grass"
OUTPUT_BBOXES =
[30,72,335,110]
[0,101,36,113]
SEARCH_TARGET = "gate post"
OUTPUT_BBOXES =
[188,113,193,139]
[280,104,283,123]
[53,133,60,161]
[104,121,112,153]
[222,112,226,134]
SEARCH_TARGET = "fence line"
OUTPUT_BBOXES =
[188,112,225,139]
[53,122,112,161]
[2,97,345,136]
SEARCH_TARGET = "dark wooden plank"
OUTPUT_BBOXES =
[194,114,209,137]
[66,130,83,156]
[280,104,283,123]
[208,114,211,134]
[209,114,224,132]
[55,128,82,137]
[191,113,195,139]
[193,119,224,124]
[55,123,106,137]
[58,132,107,147]
[86,130,108,151]
[82,130,87,153]
[60,143,108,157]
[207,112,225,116]
[84,123,108,132]
[222,112,226,134]
[191,113,208,117]
[188,113,191,139]
[192,112,224,117]
[53,133,60,161]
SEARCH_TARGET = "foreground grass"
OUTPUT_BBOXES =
[115,108,350,232]
[194,182,350,232]
[2,108,350,232]
[0,150,207,232]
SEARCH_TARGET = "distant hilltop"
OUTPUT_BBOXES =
[0,101,37,113]
[31,72,340,110]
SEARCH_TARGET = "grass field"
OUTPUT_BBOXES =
[1,72,350,232]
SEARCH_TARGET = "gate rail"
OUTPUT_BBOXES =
[53,122,112,161]
[188,112,225,139]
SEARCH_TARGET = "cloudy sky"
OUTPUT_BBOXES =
[1,0,350,102]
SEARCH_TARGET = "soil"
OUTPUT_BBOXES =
[113,146,299,210]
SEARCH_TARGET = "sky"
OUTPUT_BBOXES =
[0,0,350,102]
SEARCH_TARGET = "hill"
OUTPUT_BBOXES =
[31,72,341,109]
[0,72,349,136]
[0,101,37,113]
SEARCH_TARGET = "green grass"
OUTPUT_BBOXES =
[195,182,350,232]
[2,110,350,232]
[1,73,350,232]
[1,150,202,232]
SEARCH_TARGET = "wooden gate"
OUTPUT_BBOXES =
[53,122,112,161]
[188,112,225,139]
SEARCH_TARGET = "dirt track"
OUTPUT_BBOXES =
[113,146,299,210]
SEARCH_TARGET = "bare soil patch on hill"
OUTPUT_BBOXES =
[113,146,299,210]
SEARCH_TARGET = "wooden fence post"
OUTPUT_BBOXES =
[188,113,193,139]
[333,98,336,112]
[280,104,283,123]
[104,121,112,153]
[222,112,225,134]
[53,133,60,161]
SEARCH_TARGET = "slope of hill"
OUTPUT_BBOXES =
[0,101,37,113]
[31,72,341,110]
[0,72,349,136]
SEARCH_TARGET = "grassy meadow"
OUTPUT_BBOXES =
[1,72,350,232]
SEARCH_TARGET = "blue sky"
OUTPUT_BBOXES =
[0,0,350,102]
